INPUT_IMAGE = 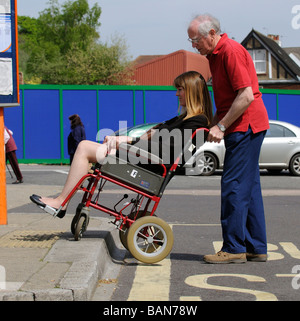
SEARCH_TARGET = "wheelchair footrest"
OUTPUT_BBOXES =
[44,205,58,216]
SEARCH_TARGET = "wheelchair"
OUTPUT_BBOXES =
[43,128,208,264]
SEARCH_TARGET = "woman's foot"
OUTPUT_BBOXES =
[39,196,63,210]
[30,195,66,218]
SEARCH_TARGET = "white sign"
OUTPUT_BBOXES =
[0,58,13,95]
[0,14,11,52]
[0,0,11,14]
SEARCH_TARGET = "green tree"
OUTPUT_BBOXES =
[37,0,101,53]
[18,0,133,85]
[18,16,40,81]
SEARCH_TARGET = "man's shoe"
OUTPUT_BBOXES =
[204,251,247,264]
[246,253,267,262]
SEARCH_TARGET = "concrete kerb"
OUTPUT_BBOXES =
[0,217,126,301]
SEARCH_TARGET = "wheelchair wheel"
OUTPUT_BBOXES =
[73,206,90,241]
[74,215,88,241]
[126,216,173,264]
[119,211,157,250]
[71,203,84,235]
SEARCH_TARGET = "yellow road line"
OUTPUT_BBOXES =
[127,256,171,301]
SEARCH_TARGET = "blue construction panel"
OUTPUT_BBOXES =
[209,91,217,115]
[134,90,145,125]
[62,90,98,159]
[4,91,24,159]
[278,94,300,127]
[98,90,134,140]
[24,90,61,159]
[11,85,300,163]
[144,90,178,123]
[261,93,277,120]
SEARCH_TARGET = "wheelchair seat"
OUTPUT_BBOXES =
[100,143,166,196]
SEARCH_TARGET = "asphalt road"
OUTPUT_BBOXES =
[6,164,300,302]
[110,171,300,302]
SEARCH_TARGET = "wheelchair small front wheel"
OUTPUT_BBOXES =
[126,216,173,264]
[74,215,88,241]
[71,203,84,235]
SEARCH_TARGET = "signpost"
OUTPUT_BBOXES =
[0,0,19,225]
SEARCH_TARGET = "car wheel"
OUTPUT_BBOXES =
[289,154,300,176]
[195,152,217,176]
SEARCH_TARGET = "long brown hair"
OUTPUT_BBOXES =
[173,71,213,125]
[69,114,84,129]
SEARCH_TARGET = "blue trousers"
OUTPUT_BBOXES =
[221,127,267,254]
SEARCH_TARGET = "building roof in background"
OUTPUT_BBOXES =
[133,50,211,86]
[133,55,164,66]
[242,29,300,80]
[284,47,300,67]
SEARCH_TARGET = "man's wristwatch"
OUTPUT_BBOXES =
[217,123,226,133]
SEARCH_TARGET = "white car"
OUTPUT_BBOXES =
[116,120,300,176]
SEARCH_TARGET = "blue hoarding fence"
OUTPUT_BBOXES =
[4,84,300,164]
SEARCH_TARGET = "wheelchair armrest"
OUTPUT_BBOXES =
[119,143,163,164]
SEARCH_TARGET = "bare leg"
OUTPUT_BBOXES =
[41,140,107,208]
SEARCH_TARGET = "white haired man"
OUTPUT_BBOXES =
[188,14,269,263]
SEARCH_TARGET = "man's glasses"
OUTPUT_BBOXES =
[187,37,202,44]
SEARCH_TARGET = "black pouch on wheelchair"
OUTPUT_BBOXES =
[101,154,165,196]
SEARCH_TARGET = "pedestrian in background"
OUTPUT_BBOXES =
[188,14,269,263]
[68,114,86,165]
[4,126,23,184]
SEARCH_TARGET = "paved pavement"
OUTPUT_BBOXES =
[2,165,300,302]
[0,177,126,301]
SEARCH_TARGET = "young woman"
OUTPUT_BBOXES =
[67,114,86,165]
[30,71,213,216]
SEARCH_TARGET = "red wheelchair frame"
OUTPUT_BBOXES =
[54,128,208,264]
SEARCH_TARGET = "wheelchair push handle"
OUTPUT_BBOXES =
[170,127,209,172]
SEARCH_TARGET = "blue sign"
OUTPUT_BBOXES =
[0,0,19,107]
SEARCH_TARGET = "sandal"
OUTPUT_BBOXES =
[30,194,66,218]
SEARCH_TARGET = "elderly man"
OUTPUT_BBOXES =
[188,14,269,263]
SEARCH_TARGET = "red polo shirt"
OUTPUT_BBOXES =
[207,33,269,135]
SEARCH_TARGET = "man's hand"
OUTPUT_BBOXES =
[207,125,224,143]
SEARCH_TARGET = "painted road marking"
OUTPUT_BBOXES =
[127,224,300,301]
[185,274,278,301]
[127,256,171,301]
